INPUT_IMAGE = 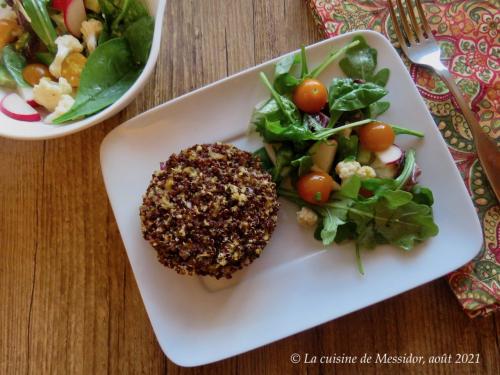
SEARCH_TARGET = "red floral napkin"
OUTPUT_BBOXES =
[307,0,499,317]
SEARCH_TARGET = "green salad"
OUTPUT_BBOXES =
[0,0,153,124]
[251,36,439,273]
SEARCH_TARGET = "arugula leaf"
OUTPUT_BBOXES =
[411,185,434,206]
[371,191,439,250]
[2,45,29,87]
[0,64,16,88]
[35,52,54,66]
[273,53,300,94]
[23,0,58,53]
[317,201,351,245]
[124,15,154,65]
[256,118,373,143]
[336,134,359,162]
[337,175,361,199]
[303,114,325,131]
[361,178,397,195]
[392,125,424,138]
[291,155,313,177]
[300,45,308,78]
[260,72,301,124]
[253,147,274,173]
[394,149,416,189]
[308,40,360,78]
[272,146,294,181]
[339,35,390,86]
[329,78,388,112]
[53,38,142,123]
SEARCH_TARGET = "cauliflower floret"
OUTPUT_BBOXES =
[0,4,17,21]
[33,77,73,112]
[45,95,75,123]
[356,166,377,179]
[335,160,377,180]
[296,207,318,227]
[49,35,83,78]
[80,19,103,54]
[335,160,361,180]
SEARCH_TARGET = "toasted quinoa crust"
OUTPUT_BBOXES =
[140,143,279,279]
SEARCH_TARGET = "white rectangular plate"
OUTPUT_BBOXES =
[100,30,482,367]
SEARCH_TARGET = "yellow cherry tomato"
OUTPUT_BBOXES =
[358,121,395,152]
[22,64,52,86]
[0,20,22,49]
[61,52,87,87]
[297,171,335,204]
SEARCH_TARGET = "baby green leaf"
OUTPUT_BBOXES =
[2,45,29,87]
[23,0,58,53]
[291,155,313,177]
[329,78,388,112]
[0,65,16,88]
[124,16,154,65]
[53,38,141,124]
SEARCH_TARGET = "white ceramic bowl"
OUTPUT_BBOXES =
[0,0,166,140]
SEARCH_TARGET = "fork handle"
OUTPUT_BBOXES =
[436,70,500,201]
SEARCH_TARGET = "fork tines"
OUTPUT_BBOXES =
[388,0,434,48]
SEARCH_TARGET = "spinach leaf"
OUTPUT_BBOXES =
[124,15,154,65]
[329,78,387,112]
[0,64,16,88]
[53,38,141,124]
[372,68,390,86]
[256,118,314,143]
[23,0,58,53]
[2,45,29,87]
[109,0,149,34]
[291,155,313,177]
[339,35,390,86]
[365,101,390,118]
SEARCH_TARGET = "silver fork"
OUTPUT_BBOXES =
[388,0,500,201]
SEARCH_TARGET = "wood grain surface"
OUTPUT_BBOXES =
[0,1,498,374]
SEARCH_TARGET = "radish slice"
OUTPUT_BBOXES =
[64,0,87,36]
[1,93,41,122]
[17,86,38,107]
[374,145,403,165]
[52,0,66,11]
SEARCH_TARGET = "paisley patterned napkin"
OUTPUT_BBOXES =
[307,0,499,317]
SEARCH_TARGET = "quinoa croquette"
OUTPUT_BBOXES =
[139,143,279,279]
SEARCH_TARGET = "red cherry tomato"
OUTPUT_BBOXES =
[297,171,335,204]
[292,79,328,113]
[358,121,395,152]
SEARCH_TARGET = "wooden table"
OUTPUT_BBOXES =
[1,1,498,374]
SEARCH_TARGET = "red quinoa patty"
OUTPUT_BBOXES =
[140,143,279,279]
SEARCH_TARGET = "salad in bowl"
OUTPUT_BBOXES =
[0,0,154,126]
